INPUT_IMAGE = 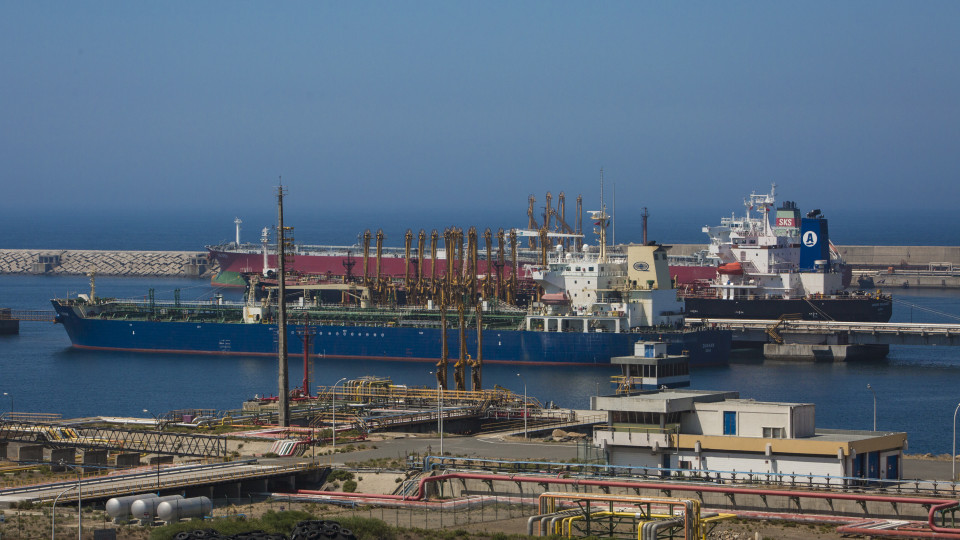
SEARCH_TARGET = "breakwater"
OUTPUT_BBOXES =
[0,249,216,277]
[2,245,957,279]
[670,244,960,267]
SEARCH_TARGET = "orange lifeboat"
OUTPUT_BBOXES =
[717,262,744,275]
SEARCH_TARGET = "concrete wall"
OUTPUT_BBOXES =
[116,453,141,468]
[82,449,108,469]
[11,443,43,462]
[836,245,960,267]
[44,448,76,469]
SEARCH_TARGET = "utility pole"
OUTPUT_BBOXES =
[277,183,290,427]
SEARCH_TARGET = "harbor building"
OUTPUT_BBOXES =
[591,383,906,484]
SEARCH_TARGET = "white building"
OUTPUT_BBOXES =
[592,389,906,484]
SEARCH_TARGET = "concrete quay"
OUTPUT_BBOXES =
[0,249,217,277]
[669,243,960,268]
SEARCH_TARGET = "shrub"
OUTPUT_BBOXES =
[342,479,358,492]
[327,469,355,482]
[338,515,396,540]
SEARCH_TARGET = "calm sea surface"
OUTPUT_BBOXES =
[2,274,959,454]
[1,206,959,454]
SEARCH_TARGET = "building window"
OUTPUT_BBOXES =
[723,411,736,435]
[763,427,786,439]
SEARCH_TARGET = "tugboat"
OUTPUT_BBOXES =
[681,186,891,322]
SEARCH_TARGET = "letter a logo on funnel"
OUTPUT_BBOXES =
[802,231,818,247]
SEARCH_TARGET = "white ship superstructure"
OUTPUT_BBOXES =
[526,210,685,333]
[695,185,846,302]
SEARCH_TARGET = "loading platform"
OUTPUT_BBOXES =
[692,318,960,360]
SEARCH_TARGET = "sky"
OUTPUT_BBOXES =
[2,2,959,237]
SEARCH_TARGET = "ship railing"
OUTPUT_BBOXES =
[101,298,246,309]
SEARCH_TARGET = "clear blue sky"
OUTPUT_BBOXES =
[2,2,959,222]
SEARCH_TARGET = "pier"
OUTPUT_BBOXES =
[695,318,960,360]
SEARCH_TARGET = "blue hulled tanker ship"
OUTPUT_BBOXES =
[52,212,730,367]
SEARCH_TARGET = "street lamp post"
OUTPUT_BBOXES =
[953,403,960,482]
[51,462,82,540]
[332,377,347,453]
[3,392,11,418]
[51,484,75,540]
[143,409,162,491]
[517,373,527,440]
[866,384,877,431]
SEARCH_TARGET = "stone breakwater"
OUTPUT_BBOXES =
[0,249,217,277]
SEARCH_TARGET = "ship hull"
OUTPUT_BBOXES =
[683,297,892,322]
[53,303,730,367]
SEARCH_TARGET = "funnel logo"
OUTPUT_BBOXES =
[633,261,650,271]
[802,231,819,247]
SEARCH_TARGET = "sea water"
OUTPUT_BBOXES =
[0,207,958,453]
[2,274,959,454]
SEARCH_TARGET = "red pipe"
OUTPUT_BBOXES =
[837,524,960,539]
[929,501,960,535]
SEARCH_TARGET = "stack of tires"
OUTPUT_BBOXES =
[169,520,355,540]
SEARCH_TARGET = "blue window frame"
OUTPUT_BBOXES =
[723,411,736,435]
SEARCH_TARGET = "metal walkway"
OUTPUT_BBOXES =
[0,420,228,458]
[695,318,960,346]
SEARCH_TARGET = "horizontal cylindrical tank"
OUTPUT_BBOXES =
[157,496,212,524]
[105,493,158,521]
[130,494,184,523]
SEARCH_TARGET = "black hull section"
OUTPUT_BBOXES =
[684,297,892,322]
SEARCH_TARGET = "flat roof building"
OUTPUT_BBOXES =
[592,389,906,485]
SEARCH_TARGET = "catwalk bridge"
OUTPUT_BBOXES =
[696,318,960,347]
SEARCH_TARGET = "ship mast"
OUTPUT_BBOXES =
[594,168,609,262]
[276,184,290,428]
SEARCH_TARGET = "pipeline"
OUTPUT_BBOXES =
[294,471,960,538]
[642,517,685,540]
[527,509,579,536]
[538,493,699,539]
[296,471,953,510]
[930,500,960,536]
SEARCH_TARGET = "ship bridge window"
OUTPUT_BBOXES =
[590,267,595,271]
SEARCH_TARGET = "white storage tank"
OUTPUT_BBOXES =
[130,494,184,524]
[156,496,212,524]
[105,493,158,523]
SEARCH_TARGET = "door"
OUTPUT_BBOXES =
[661,453,672,477]
[723,411,736,435]
[868,452,880,479]
[852,453,865,479]
[886,455,899,480]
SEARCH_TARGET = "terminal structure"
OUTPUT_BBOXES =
[593,347,906,484]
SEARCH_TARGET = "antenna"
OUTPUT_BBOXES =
[600,167,605,216]
[641,207,649,245]
[612,182,616,246]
